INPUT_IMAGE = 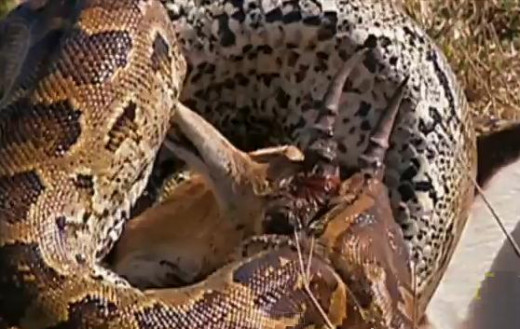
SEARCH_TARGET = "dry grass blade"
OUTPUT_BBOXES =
[401,0,520,135]
[293,229,335,329]
[411,259,419,329]
[469,173,520,259]
[400,1,520,324]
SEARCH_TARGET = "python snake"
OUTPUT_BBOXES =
[156,0,476,313]
[0,0,477,328]
[110,65,418,329]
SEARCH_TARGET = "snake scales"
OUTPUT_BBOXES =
[0,0,479,328]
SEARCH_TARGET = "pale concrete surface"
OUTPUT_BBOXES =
[427,158,520,329]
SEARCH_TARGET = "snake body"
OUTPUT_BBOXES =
[0,1,363,328]
[162,0,476,310]
[0,0,476,327]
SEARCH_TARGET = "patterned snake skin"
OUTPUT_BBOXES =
[0,0,477,328]
[113,71,418,328]
[160,0,476,312]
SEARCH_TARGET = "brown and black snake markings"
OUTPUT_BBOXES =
[0,1,415,327]
[0,0,344,327]
[160,0,477,314]
[112,64,418,329]
[5,0,520,328]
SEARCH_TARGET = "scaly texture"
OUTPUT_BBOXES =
[0,1,349,328]
[0,0,477,327]
[158,0,476,309]
[112,65,417,328]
